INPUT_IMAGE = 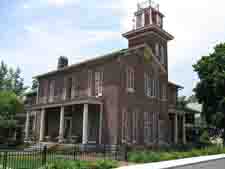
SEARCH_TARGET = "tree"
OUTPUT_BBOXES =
[0,91,24,135]
[0,61,27,96]
[188,95,198,103]
[177,96,189,109]
[193,43,225,141]
[31,79,38,90]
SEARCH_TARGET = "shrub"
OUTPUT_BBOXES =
[200,130,211,145]
[128,145,225,163]
[40,160,118,169]
[91,160,118,169]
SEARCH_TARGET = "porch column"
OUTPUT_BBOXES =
[39,109,45,142]
[82,104,88,144]
[174,113,178,144]
[182,114,186,144]
[25,111,30,140]
[99,104,103,144]
[149,7,152,24]
[32,111,37,134]
[59,106,65,143]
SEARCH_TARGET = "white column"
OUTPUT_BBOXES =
[59,106,65,143]
[82,104,88,144]
[25,111,30,140]
[99,104,103,144]
[182,114,186,144]
[39,109,45,142]
[32,111,37,134]
[174,113,178,144]
[149,7,152,25]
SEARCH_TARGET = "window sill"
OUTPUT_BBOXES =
[127,88,135,93]
[95,93,103,98]
[146,96,157,99]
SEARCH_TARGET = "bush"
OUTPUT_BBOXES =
[40,160,118,169]
[128,145,225,163]
[200,130,211,145]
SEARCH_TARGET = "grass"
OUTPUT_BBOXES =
[128,145,225,163]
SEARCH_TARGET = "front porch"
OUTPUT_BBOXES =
[25,98,103,145]
[169,108,186,144]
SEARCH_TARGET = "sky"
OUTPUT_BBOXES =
[0,0,225,96]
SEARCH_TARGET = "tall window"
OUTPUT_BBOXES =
[122,111,130,143]
[122,111,138,144]
[144,112,159,144]
[72,77,79,98]
[144,73,151,97]
[136,13,144,28]
[144,112,153,144]
[126,67,135,92]
[162,84,167,100]
[88,70,92,96]
[160,45,165,64]
[132,112,139,144]
[48,80,55,102]
[156,79,160,98]
[95,71,103,96]
[151,79,155,97]
[66,77,72,99]
[155,43,159,57]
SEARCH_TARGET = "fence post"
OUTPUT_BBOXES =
[42,145,47,165]
[73,144,77,160]
[115,145,118,161]
[103,144,106,160]
[124,144,128,161]
[2,152,8,169]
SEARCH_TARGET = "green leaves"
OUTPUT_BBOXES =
[0,91,24,128]
[0,61,27,96]
[193,42,225,138]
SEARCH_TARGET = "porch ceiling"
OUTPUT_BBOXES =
[29,96,103,110]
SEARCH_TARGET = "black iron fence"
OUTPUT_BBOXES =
[0,144,128,169]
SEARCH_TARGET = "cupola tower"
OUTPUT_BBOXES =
[122,0,174,48]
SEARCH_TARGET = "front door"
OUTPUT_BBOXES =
[64,118,72,138]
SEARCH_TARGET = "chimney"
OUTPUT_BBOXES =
[57,56,68,69]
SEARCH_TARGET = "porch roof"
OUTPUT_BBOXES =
[27,96,103,111]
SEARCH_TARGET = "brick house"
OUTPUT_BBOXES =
[25,2,193,146]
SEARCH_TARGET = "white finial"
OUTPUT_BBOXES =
[137,2,141,10]
[156,4,160,11]
[149,0,152,7]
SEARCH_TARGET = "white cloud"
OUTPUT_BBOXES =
[117,0,225,95]
[23,4,30,9]
[3,0,225,96]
